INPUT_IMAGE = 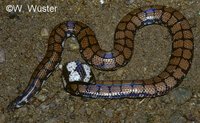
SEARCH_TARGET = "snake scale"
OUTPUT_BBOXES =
[8,5,193,110]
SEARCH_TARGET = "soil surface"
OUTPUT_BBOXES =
[0,0,200,123]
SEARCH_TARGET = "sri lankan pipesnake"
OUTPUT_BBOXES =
[8,5,194,110]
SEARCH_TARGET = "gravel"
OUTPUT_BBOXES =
[0,49,5,63]
[171,88,193,104]
[1,0,199,122]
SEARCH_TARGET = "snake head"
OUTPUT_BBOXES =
[7,95,27,112]
[62,61,95,86]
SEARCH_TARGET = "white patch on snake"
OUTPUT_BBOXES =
[83,64,91,82]
[67,33,71,37]
[103,58,115,69]
[146,16,154,20]
[67,61,77,72]
[69,71,81,82]
[66,61,82,82]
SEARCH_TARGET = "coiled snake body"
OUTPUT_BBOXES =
[8,5,194,110]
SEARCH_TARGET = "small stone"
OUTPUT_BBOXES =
[117,69,125,76]
[69,106,74,112]
[28,118,34,123]
[44,117,61,123]
[58,64,63,69]
[65,37,79,51]
[68,42,79,50]
[104,108,113,118]
[0,114,6,123]
[125,0,135,4]
[58,91,66,99]
[170,112,187,123]
[160,94,171,104]
[69,112,76,119]
[171,88,192,104]
[17,106,28,115]
[37,94,47,102]
[41,28,49,37]
[126,112,148,123]
[98,72,107,80]
[0,49,5,63]
[187,113,197,122]
[49,102,58,109]
[40,104,49,110]
[145,0,155,2]
[114,69,127,80]
[86,107,92,115]
[8,12,19,19]
[36,52,44,62]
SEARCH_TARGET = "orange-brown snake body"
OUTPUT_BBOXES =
[8,5,194,110]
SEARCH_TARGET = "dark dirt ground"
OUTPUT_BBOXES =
[0,0,200,123]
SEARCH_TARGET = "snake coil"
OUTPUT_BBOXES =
[8,5,193,110]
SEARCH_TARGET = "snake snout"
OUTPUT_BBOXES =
[7,97,25,112]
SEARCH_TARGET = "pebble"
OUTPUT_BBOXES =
[40,104,49,110]
[170,112,187,123]
[69,112,76,119]
[0,114,5,123]
[58,64,63,70]
[116,69,126,77]
[37,52,44,62]
[69,43,79,50]
[68,39,79,50]
[113,72,124,80]
[58,91,66,99]
[171,88,192,104]
[125,0,135,4]
[86,107,92,115]
[187,113,196,122]
[126,113,148,123]
[0,49,5,63]
[69,106,74,112]
[37,94,47,102]
[98,72,107,80]
[145,0,155,2]
[17,107,28,115]
[49,102,58,109]
[8,12,19,19]
[45,118,59,123]
[104,108,113,118]
[41,28,49,37]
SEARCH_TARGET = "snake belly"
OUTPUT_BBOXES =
[8,5,193,110]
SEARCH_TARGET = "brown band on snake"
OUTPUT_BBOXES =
[8,5,193,110]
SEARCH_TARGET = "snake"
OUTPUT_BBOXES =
[8,5,193,110]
